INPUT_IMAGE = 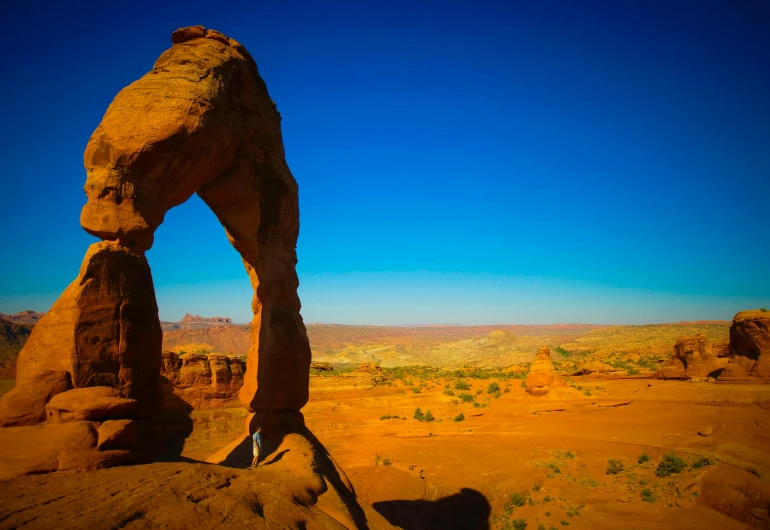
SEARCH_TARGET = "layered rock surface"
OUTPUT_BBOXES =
[719,310,770,381]
[160,350,244,409]
[525,346,565,396]
[657,333,729,380]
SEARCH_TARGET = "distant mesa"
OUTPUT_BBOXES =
[0,310,44,325]
[656,333,729,380]
[180,313,233,324]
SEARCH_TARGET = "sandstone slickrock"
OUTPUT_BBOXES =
[657,333,729,380]
[45,387,139,424]
[526,346,565,396]
[0,370,72,427]
[0,30,366,527]
[719,310,770,381]
[160,350,244,409]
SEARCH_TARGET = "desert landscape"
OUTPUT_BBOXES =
[1,3,769,530]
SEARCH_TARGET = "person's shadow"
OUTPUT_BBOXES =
[373,488,490,530]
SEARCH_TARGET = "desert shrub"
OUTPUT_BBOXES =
[459,393,475,403]
[411,387,421,393]
[374,454,381,466]
[640,488,656,503]
[454,379,471,390]
[532,484,541,492]
[443,389,455,396]
[691,456,714,469]
[472,402,481,408]
[493,390,502,398]
[579,477,599,488]
[453,412,465,422]
[512,518,528,530]
[543,496,551,502]
[584,389,591,396]
[424,410,435,422]
[606,459,624,475]
[560,521,569,526]
[656,453,687,477]
[476,389,483,395]
[508,492,528,507]
[380,414,392,420]
[521,380,527,388]
[504,387,511,393]
[413,407,424,421]
[487,382,500,393]
[538,525,546,530]
[553,451,574,460]
[383,458,392,466]
[761,308,767,312]
[638,453,650,464]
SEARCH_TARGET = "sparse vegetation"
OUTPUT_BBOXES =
[532,484,541,492]
[413,407,424,421]
[691,456,714,470]
[606,459,624,475]
[487,382,500,393]
[638,453,650,464]
[411,387,421,393]
[443,389,455,396]
[454,379,471,390]
[453,412,465,422]
[459,393,475,403]
[374,454,381,466]
[641,488,656,503]
[508,492,528,508]
[656,453,687,477]
[383,458,392,466]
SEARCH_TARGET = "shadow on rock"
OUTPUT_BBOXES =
[373,488,491,530]
[149,378,195,461]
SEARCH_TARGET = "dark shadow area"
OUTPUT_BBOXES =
[373,488,491,530]
[709,367,725,378]
[218,435,253,468]
[146,378,196,462]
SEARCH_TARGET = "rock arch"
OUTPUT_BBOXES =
[0,25,311,425]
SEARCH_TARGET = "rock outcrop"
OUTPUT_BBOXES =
[526,346,565,396]
[162,324,251,355]
[0,316,33,378]
[160,350,245,409]
[0,25,312,475]
[719,310,770,382]
[657,333,729,380]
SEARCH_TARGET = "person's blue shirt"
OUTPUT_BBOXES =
[252,431,262,452]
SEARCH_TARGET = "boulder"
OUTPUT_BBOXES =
[0,370,72,426]
[526,346,565,396]
[0,421,98,480]
[45,387,138,423]
[311,361,334,372]
[97,419,139,449]
[719,310,770,381]
[657,334,728,380]
[357,363,383,373]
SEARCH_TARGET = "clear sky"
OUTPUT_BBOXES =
[1,1,768,325]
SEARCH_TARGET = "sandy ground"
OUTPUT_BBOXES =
[299,373,770,529]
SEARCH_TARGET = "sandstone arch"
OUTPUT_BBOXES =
[0,25,311,425]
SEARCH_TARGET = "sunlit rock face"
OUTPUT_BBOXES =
[719,310,770,381]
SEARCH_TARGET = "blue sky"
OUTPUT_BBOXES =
[1,1,768,324]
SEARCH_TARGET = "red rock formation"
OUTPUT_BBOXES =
[657,333,729,380]
[526,346,565,396]
[162,324,251,355]
[160,350,244,409]
[0,25,311,474]
[719,310,770,381]
[0,310,44,325]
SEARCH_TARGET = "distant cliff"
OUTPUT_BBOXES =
[180,313,232,324]
[0,317,33,378]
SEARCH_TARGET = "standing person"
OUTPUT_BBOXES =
[251,427,263,467]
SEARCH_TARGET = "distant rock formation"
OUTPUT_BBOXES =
[657,333,729,380]
[719,310,770,382]
[310,361,334,372]
[180,313,233,324]
[160,351,245,409]
[0,310,44,325]
[526,346,565,396]
[163,324,251,355]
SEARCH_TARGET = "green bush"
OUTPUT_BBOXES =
[459,393,475,403]
[638,453,650,464]
[640,488,656,503]
[760,308,767,312]
[380,414,392,420]
[606,459,624,475]
[512,519,527,530]
[691,456,714,470]
[560,521,570,527]
[493,390,502,398]
[656,453,687,477]
[443,389,455,396]
[487,382,500,393]
[374,454,381,466]
[521,380,527,388]
[508,492,527,507]
[532,484,541,492]
[424,410,435,422]
[383,458,392,466]
[453,412,465,422]
[411,387,421,393]
[413,407,424,421]
[454,379,471,390]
